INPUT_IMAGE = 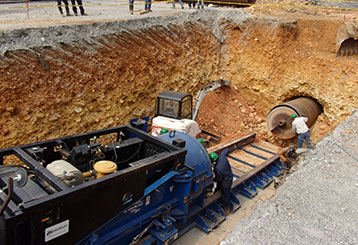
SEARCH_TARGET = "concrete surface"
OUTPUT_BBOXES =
[223,111,358,244]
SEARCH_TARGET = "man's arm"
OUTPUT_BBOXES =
[291,121,296,134]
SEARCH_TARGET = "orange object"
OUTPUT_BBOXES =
[82,170,95,179]
[94,161,117,178]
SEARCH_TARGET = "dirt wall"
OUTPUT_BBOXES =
[214,17,357,144]
[0,10,357,149]
[0,23,221,147]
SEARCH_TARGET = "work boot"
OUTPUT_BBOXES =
[129,6,134,14]
[66,9,72,16]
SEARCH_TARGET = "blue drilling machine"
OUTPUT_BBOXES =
[0,123,284,244]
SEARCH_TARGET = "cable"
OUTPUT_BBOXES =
[114,143,142,164]
[110,136,118,163]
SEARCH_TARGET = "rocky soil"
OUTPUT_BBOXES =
[1,4,357,150]
[0,1,357,244]
[222,110,358,244]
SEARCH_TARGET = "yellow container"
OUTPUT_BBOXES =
[94,161,117,178]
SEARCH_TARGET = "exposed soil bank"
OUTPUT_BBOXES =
[0,9,357,149]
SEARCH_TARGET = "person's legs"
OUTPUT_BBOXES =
[62,0,71,16]
[57,0,64,15]
[220,179,232,213]
[178,0,184,8]
[76,0,85,15]
[70,0,78,15]
[129,0,134,13]
[221,180,232,207]
[297,133,304,148]
[221,188,231,208]
[145,0,152,10]
[304,131,311,148]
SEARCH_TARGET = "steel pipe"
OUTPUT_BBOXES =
[266,97,322,139]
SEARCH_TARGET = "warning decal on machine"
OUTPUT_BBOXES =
[45,219,69,242]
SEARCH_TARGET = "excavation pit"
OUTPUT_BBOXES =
[1,4,358,245]
[0,9,357,150]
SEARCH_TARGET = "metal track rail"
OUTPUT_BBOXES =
[196,133,284,233]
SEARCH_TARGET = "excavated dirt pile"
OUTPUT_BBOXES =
[0,9,357,149]
[196,86,267,142]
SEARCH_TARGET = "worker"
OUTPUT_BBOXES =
[70,0,87,16]
[144,0,152,12]
[291,114,311,149]
[188,0,196,8]
[209,148,233,215]
[160,128,168,135]
[172,0,184,9]
[129,0,134,14]
[57,0,71,16]
[197,0,204,9]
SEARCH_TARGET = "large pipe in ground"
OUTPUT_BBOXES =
[266,97,322,139]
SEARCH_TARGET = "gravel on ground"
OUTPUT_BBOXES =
[222,111,358,245]
[0,1,254,55]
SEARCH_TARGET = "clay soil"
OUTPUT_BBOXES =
[199,5,358,146]
[0,2,357,150]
